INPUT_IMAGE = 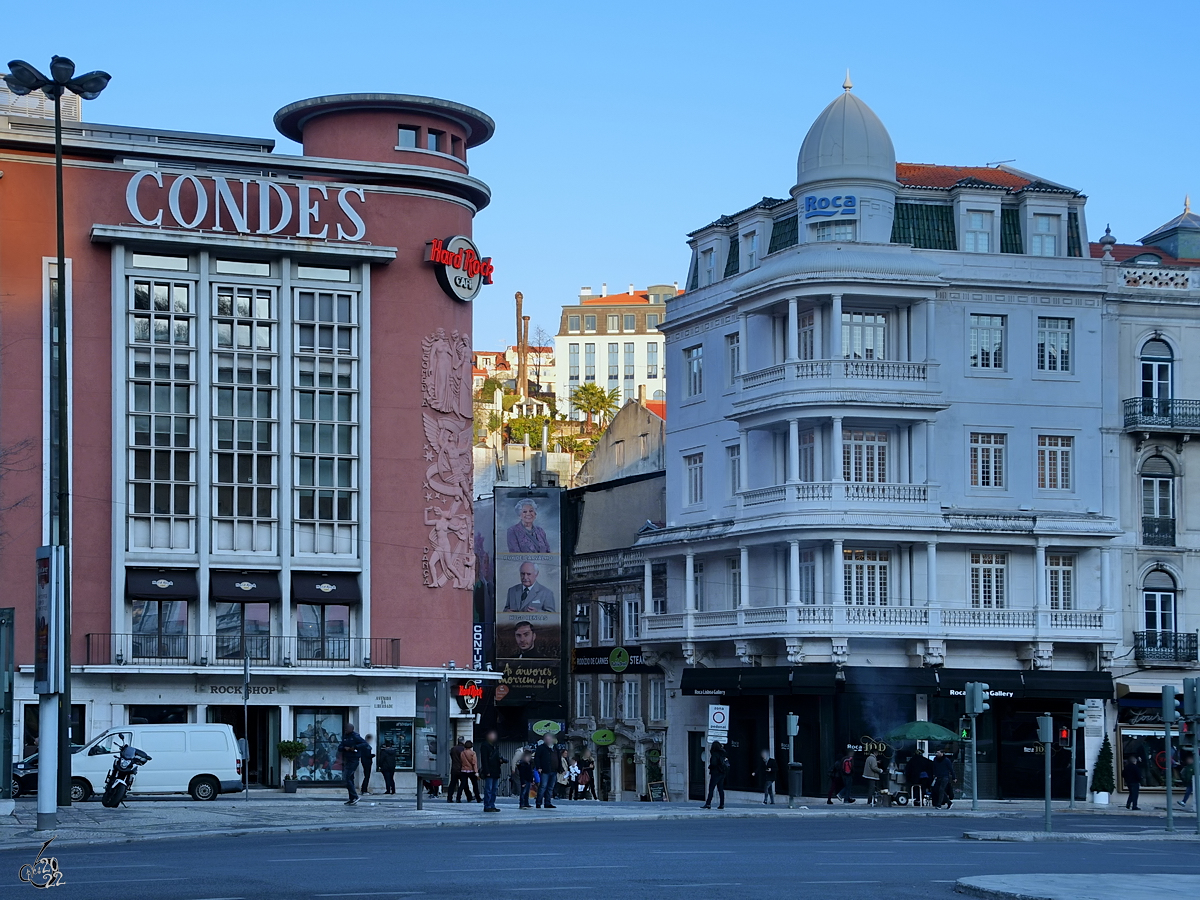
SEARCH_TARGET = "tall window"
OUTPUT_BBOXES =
[648,676,667,721]
[1140,339,1173,417]
[599,679,615,720]
[647,313,661,331]
[652,563,668,615]
[598,602,616,643]
[685,453,704,505]
[970,552,1007,608]
[131,599,188,659]
[843,430,888,483]
[607,314,620,333]
[726,333,741,383]
[970,433,1005,488]
[584,343,596,380]
[744,231,758,269]
[568,315,580,333]
[798,549,816,604]
[726,444,741,496]
[575,678,592,718]
[128,275,195,551]
[296,603,351,660]
[623,596,640,642]
[1037,435,1072,490]
[1037,317,1072,372]
[964,211,992,252]
[798,430,815,482]
[216,601,271,660]
[841,311,886,360]
[624,343,636,380]
[702,249,716,286]
[397,126,418,147]
[693,560,705,611]
[568,343,580,381]
[799,311,815,360]
[1141,455,1175,546]
[624,314,636,332]
[969,314,1005,369]
[213,284,277,553]
[294,286,359,555]
[1031,214,1059,256]
[1047,554,1074,610]
[728,556,741,608]
[646,342,659,379]
[622,679,641,721]
[584,314,596,332]
[684,345,704,397]
[607,343,619,381]
[816,221,855,241]
[844,549,889,606]
[1143,570,1176,634]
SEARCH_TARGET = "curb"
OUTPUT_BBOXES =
[963,830,1200,842]
[955,879,1053,900]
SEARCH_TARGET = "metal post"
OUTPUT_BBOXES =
[1193,725,1199,835]
[1037,714,1052,833]
[0,608,14,816]
[243,652,250,801]
[788,732,796,809]
[416,778,423,810]
[1166,715,1175,833]
[1069,725,1077,810]
[970,713,978,811]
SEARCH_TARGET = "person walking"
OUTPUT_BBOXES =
[702,741,729,809]
[516,750,535,809]
[837,752,856,803]
[534,733,558,809]
[337,724,367,806]
[826,756,844,805]
[578,750,598,800]
[1123,754,1142,810]
[905,750,933,806]
[359,734,375,795]
[863,751,882,806]
[931,749,956,809]
[447,737,466,803]
[377,738,397,795]
[753,749,776,805]
[458,740,480,803]
[479,730,507,812]
[1179,753,1195,809]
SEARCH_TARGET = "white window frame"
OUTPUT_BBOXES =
[964,210,993,253]
[798,549,816,604]
[841,311,886,360]
[969,314,1005,370]
[1144,589,1175,633]
[1047,554,1074,610]
[648,676,667,722]
[843,548,889,606]
[815,221,856,242]
[799,311,815,361]
[622,679,641,722]
[728,556,741,608]
[1031,214,1059,257]
[726,444,741,496]
[598,601,616,643]
[969,432,1006,489]
[744,231,758,269]
[702,249,716,286]
[798,430,815,482]
[1037,317,1072,373]
[726,332,741,384]
[685,452,704,505]
[1037,435,1072,491]
[607,314,620,333]
[693,559,705,611]
[575,678,593,718]
[598,678,615,720]
[623,596,640,643]
[970,551,1007,609]
[684,345,704,397]
[842,429,889,483]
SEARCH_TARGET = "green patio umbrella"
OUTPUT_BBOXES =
[885,721,959,743]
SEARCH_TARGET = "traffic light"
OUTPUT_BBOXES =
[1164,685,1181,723]
[978,683,991,715]
[1058,725,1069,742]
[960,717,972,741]
[1071,702,1087,730]
[1184,678,1200,719]
[1037,715,1054,744]
[966,682,991,716]
[786,714,799,737]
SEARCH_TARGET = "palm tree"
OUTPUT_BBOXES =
[570,383,621,433]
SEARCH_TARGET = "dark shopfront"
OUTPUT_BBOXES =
[681,666,1112,801]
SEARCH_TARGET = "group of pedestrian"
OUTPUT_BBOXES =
[825,747,956,808]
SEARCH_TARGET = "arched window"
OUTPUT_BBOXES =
[1140,455,1175,546]
[1140,339,1173,419]
[1142,569,1176,639]
[652,390,666,402]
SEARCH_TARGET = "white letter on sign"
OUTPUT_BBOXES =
[126,170,164,226]
[297,184,329,239]
[256,179,292,235]
[168,174,208,229]
[336,187,366,241]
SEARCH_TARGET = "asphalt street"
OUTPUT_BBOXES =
[4,813,1199,900]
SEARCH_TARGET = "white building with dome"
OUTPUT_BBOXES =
[622,79,1179,804]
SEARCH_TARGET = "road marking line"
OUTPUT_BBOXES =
[651,850,735,854]
[314,893,425,897]
[269,857,370,862]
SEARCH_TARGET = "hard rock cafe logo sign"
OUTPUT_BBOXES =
[234,581,257,591]
[150,579,174,590]
[315,583,336,594]
[425,235,493,302]
[457,680,483,711]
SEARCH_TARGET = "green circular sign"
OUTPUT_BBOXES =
[592,729,616,746]
[532,720,562,735]
[609,647,630,673]
[647,748,661,761]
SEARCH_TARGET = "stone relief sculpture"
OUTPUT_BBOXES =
[420,328,475,589]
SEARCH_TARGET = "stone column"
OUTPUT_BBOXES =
[830,293,843,360]
[899,304,909,361]
[788,540,801,606]
[644,559,654,615]
[739,429,750,491]
[1100,547,1113,610]
[1035,543,1047,608]
[739,312,748,373]
[831,417,844,482]
[685,553,696,611]
[926,542,938,606]
[833,539,845,605]
[786,297,799,362]
[924,419,936,485]
[924,297,937,361]
[788,418,801,483]
[739,545,751,609]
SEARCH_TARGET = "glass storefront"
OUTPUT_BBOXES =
[1119,726,1187,792]
[293,707,348,781]
[376,718,415,769]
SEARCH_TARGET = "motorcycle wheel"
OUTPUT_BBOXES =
[102,782,128,808]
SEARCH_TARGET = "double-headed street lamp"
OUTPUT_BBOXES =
[4,56,110,831]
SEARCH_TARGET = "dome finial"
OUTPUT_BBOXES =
[843,69,853,92]
[1186,194,1192,215]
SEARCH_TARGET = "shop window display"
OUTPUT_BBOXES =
[293,708,347,781]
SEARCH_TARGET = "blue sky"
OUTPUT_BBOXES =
[7,1,1198,348]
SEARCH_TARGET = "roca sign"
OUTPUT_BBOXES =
[125,169,368,241]
[425,235,494,302]
[803,194,858,220]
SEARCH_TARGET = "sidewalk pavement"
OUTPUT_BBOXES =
[957,874,1200,899]
[0,791,1185,850]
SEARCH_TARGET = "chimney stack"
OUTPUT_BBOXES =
[628,283,635,295]
[673,281,679,292]
[637,384,646,403]
[601,282,607,296]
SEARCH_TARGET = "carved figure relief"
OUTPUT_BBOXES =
[421,328,475,589]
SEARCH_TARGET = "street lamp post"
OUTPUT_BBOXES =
[5,56,110,831]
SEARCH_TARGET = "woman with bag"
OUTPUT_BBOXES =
[578,750,598,800]
[556,748,571,800]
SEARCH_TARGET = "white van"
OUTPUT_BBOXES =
[71,723,243,802]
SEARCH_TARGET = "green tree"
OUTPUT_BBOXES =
[1090,734,1115,794]
[570,383,621,432]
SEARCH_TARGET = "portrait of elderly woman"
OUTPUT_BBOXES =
[507,498,552,553]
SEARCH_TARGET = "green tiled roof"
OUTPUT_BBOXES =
[890,203,956,250]
[1067,209,1083,258]
[1001,208,1022,254]
[767,215,798,254]
[723,235,740,278]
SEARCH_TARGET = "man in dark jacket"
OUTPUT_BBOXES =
[905,750,933,805]
[359,734,376,795]
[702,741,729,809]
[534,733,558,809]
[377,739,398,795]
[753,749,777,805]
[516,751,535,809]
[337,725,368,806]
[447,738,466,803]
[479,730,508,812]
[1123,755,1143,810]
[931,749,956,808]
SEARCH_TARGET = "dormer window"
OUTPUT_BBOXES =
[1031,214,1059,256]
[744,232,758,269]
[964,211,993,252]
[1131,253,1162,265]
[702,249,716,286]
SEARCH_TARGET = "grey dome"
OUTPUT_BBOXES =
[796,89,897,188]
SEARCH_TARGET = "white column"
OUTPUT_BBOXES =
[685,553,696,611]
[814,546,825,605]
[898,424,910,484]
[899,304,909,361]
[926,542,938,606]
[924,419,936,485]
[833,540,845,605]
[786,297,799,361]
[787,418,800,483]
[739,312,748,373]
[1100,547,1113,610]
[740,545,751,609]
[831,417,844,481]
[924,297,937,361]
[644,560,653,614]
[788,540,801,606]
[813,305,823,359]
[1035,543,1047,608]
[830,293,843,359]
[899,545,911,606]
[739,428,750,491]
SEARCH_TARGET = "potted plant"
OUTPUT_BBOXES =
[1090,734,1115,805]
[278,740,306,793]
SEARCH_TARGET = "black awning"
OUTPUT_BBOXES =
[126,568,198,600]
[210,570,281,601]
[739,667,794,695]
[843,666,938,695]
[680,667,740,696]
[933,668,1028,698]
[291,571,361,603]
[790,665,838,696]
[1022,670,1114,700]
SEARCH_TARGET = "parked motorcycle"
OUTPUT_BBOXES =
[101,744,152,808]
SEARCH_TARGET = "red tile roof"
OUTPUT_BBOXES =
[1088,242,1199,266]
[644,400,666,420]
[472,366,487,376]
[896,163,1032,191]
[580,289,683,306]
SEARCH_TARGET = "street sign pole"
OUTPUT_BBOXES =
[969,713,978,811]
[1037,714,1053,833]
[1164,685,1179,834]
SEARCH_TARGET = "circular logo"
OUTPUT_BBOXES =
[426,235,493,302]
[647,748,661,761]
[591,729,616,746]
[609,648,630,673]
[532,720,561,735]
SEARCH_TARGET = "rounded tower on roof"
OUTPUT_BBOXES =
[792,75,898,244]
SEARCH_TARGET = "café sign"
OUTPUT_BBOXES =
[425,235,494,301]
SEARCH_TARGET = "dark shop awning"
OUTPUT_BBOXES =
[680,666,838,697]
[1021,670,1114,700]
[126,568,198,600]
[210,570,282,601]
[680,667,740,696]
[291,571,361,603]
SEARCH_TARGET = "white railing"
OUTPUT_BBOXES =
[840,359,928,381]
[741,485,788,506]
[1049,610,1105,629]
[740,364,788,388]
[795,482,834,501]
[738,358,932,392]
[572,550,644,577]
[1121,266,1195,290]
[940,608,1037,629]
[644,613,686,631]
[693,610,738,627]
[845,606,929,626]
[744,607,788,624]
[740,481,924,506]
[844,482,928,502]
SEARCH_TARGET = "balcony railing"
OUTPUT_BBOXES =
[739,481,928,507]
[1134,631,1199,664]
[85,633,402,668]
[1142,516,1176,546]
[740,358,932,392]
[1123,397,1200,431]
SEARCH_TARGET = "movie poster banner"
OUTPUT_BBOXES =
[472,496,495,671]
[493,487,562,704]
